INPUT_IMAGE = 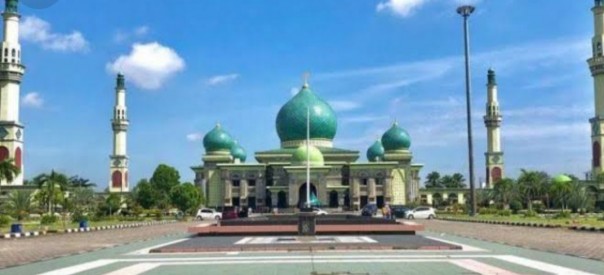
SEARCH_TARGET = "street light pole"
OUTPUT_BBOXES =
[457,5,477,217]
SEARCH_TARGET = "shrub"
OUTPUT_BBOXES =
[498,209,512,216]
[524,210,537,218]
[554,211,571,219]
[0,215,11,227]
[532,203,545,214]
[479,207,498,215]
[40,214,58,225]
[509,201,522,214]
[71,211,89,223]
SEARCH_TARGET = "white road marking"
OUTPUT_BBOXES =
[39,260,118,275]
[496,255,598,275]
[103,263,161,275]
[423,236,487,252]
[126,238,189,255]
[234,237,252,245]
[451,259,519,275]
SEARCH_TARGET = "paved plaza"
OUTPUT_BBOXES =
[1,220,603,274]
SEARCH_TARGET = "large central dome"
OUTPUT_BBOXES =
[276,84,337,148]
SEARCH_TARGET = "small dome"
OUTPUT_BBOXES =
[203,124,234,153]
[230,141,247,162]
[292,144,324,166]
[381,121,411,151]
[552,174,572,184]
[275,84,337,145]
[366,140,385,162]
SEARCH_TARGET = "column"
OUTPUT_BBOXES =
[368,178,376,203]
[224,179,232,206]
[351,178,360,210]
[240,179,248,206]
[384,177,392,203]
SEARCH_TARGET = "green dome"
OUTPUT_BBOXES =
[552,174,572,184]
[292,144,324,166]
[276,85,337,145]
[203,124,234,153]
[230,141,247,162]
[381,122,411,151]
[366,140,385,162]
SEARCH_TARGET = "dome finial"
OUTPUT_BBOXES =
[303,72,310,88]
[216,121,221,128]
[393,118,398,126]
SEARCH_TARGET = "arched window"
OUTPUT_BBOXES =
[598,42,602,57]
[112,171,122,188]
[11,49,15,57]
[593,142,601,168]
[14,147,21,168]
[491,167,502,182]
[0,146,8,162]
[125,171,128,187]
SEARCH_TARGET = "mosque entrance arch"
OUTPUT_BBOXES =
[277,191,287,208]
[298,183,317,208]
[329,190,338,207]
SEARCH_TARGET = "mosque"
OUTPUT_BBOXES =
[191,81,423,210]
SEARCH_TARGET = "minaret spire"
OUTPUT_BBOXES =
[0,0,25,186]
[109,73,129,193]
[589,0,604,178]
[484,69,504,188]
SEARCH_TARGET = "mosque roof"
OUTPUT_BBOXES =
[366,139,385,162]
[381,121,411,151]
[203,124,234,152]
[230,141,247,162]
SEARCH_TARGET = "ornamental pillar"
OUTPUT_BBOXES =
[368,178,376,203]
[224,180,232,206]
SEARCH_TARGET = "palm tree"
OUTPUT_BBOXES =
[440,175,454,188]
[36,171,69,214]
[451,173,467,188]
[491,178,516,209]
[568,182,593,212]
[517,169,549,212]
[550,179,573,210]
[0,158,20,183]
[5,190,34,221]
[424,171,442,188]
[69,176,97,188]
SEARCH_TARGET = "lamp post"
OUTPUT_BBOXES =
[457,5,477,217]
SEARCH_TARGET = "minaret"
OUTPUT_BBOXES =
[0,0,25,186]
[589,0,604,178]
[484,69,503,188]
[109,74,129,193]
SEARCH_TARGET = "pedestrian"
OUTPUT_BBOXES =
[384,204,391,220]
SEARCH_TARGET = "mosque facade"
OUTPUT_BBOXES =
[192,82,423,210]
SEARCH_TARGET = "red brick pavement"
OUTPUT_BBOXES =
[0,221,197,268]
[419,219,604,261]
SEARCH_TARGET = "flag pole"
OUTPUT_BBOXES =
[306,106,311,209]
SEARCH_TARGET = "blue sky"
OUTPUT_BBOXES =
[17,0,595,189]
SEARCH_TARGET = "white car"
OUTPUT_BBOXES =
[405,207,436,219]
[196,208,222,220]
[313,208,328,215]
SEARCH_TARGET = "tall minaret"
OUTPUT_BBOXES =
[0,0,24,186]
[589,0,604,178]
[109,73,129,193]
[484,69,503,188]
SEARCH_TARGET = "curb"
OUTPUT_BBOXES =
[1,220,178,240]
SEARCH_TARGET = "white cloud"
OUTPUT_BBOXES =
[21,92,44,108]
[376,0,429,17]
[107,42,185,90]
[20,16,88,53]
[114,25,150,43]
[205,74,239,86]
[328,100,361,112]
[186,132,203,142]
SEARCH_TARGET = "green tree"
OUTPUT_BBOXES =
[517,169,549,212]
[568,182,593,212]
[550,179,573,211]
[69,187,95,220]
[4,190,34,221]
[150,164,181,208]
[35,171,70,214]
[69,176,97,188]
[424,171,442,188]
[133,179,156,209]
[440,175,454,188]
[0,158,20,183]
[105,194,122,216]
[169,182,202,215]
[451,173,467,188]
[491,178,516,209]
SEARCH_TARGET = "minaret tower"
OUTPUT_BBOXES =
[484,69,503,188]
[0,0,24,186]
[109,74,129,193]
[589,0,604,178]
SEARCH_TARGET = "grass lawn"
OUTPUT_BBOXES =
[1,218,170,233]
[440,213,604,228]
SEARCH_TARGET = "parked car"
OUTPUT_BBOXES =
[391,205,410,218]
[313,208,328,215]
[196,208,222,220]
[405,207,436,219]
[361,204,378,217]
[221,207,239,220]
